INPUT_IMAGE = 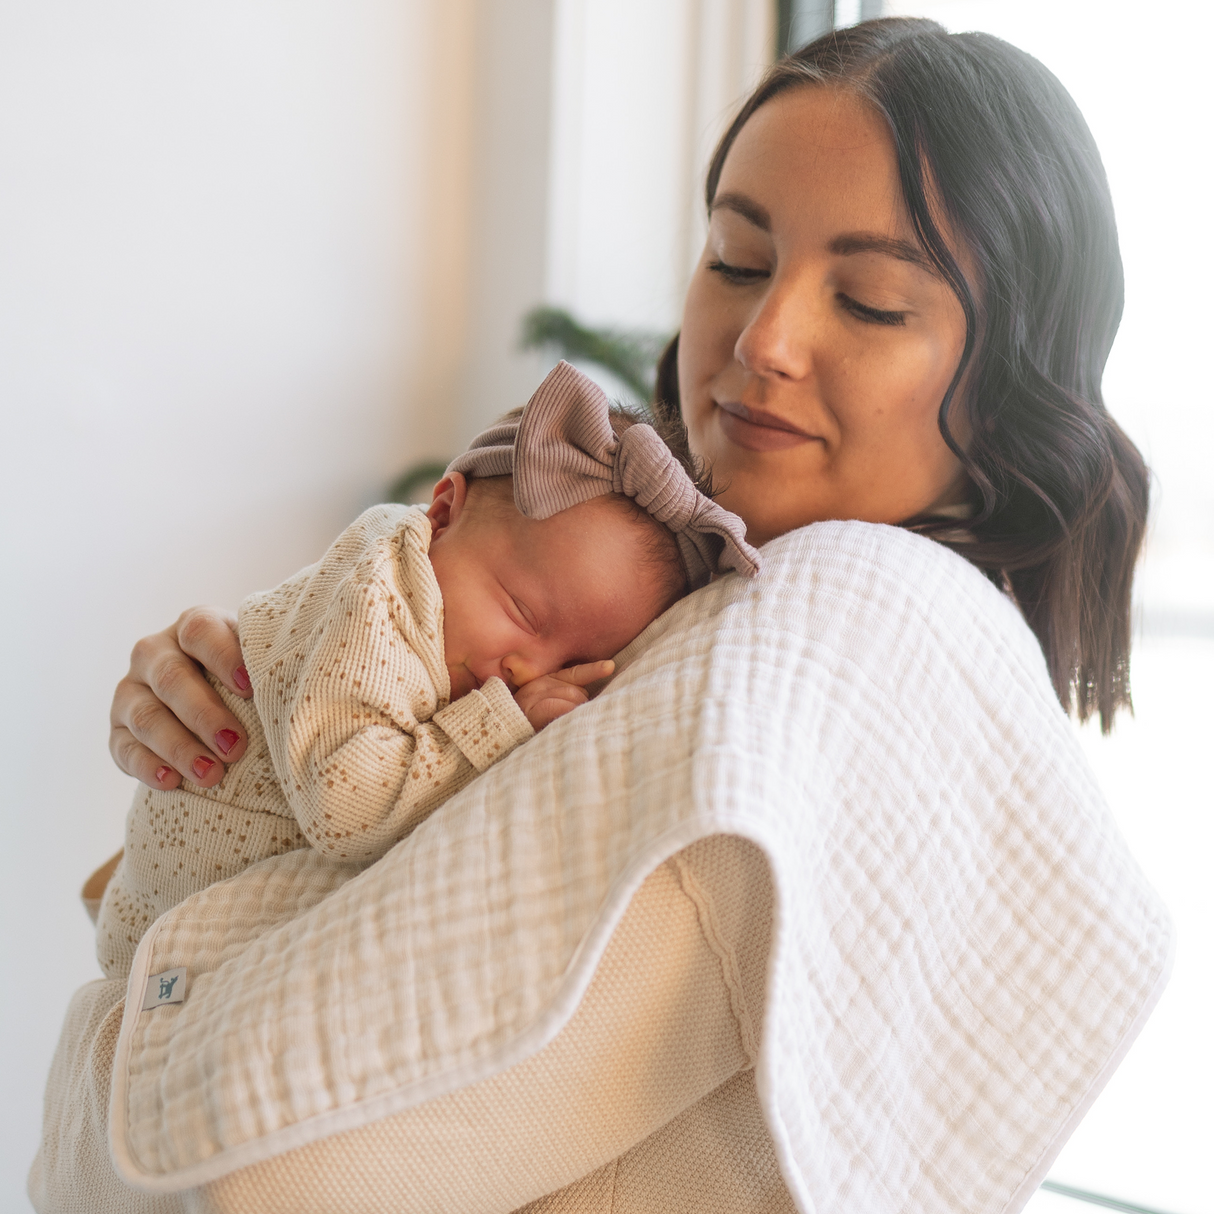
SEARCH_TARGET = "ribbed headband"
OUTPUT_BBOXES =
[446,361,760,590]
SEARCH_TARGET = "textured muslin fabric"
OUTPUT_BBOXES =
[32,837,783,1213]
[33,521,1171,1214]
[94,505,533,978]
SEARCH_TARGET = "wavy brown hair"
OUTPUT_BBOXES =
[654,17,1148,732]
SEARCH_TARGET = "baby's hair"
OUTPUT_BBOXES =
[465,399,717,607]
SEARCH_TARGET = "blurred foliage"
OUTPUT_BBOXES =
[385,459,449,506]
[520,305,669,406]
[386,306,670,502]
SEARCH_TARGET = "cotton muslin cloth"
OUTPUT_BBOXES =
[90,522,1169,1211]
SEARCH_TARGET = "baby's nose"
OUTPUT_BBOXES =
[501,654,543,690]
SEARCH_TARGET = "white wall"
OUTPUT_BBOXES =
[455,0,557,440]
[0,1,476,1204]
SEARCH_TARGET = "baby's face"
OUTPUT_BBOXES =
[426,477,680,701]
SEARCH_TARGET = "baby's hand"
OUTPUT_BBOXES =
[514,660,615,732]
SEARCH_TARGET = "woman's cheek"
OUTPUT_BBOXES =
[868,327,948,426]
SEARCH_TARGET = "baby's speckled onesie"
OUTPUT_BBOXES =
[95,504,534,980]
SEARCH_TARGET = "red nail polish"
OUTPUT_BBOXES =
[192,756,216,780]
[233,665,251,692]
[155,765,173,783]
[215,729,240,755]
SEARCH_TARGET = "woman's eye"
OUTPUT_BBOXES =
[707,258,768,285]
[838,293,907,326]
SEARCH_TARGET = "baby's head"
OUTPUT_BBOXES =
[426,470,686,700]
[426,362,759,702]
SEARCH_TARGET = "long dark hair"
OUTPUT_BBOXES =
[654,17,1148,732]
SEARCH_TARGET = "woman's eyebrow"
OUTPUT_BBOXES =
[829,232,938,275]
[709,192,771,231]
[710,202,943,279]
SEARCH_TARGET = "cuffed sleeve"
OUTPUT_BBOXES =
[433,676,535,773]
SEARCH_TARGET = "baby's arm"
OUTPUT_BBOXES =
[242,508,534,864]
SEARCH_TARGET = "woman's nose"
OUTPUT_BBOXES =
[734,277,816,382]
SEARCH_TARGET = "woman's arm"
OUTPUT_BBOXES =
[31,838,773,1214]
[109,607,252,791]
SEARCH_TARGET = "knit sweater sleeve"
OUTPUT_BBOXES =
[239,506,533,864]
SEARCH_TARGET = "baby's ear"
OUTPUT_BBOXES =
[426,473,468,539]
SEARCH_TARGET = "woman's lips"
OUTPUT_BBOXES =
[715,401,819,452]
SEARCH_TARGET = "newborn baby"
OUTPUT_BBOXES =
[94,361,759,979]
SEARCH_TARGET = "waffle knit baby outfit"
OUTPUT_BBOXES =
[94,504,535,979]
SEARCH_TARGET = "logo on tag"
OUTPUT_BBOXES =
[142,967,187,1010]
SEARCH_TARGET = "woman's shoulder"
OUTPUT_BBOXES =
[615,518,1055,746]
[759,519,1034,656]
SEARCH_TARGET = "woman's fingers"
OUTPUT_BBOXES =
[111,671,231,789]
[110,608,250,789]
[108,724,183,791]
[174,606,251,698]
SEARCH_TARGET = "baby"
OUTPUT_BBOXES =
[94,361,759,979]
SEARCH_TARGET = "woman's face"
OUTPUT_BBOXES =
[679,86,971,545]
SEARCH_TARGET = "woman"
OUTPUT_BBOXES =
[110,21,1142,790]
[37,19,1164,1214]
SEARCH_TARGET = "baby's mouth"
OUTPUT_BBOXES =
[447,664,483,700]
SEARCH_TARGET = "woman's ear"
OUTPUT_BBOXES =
[426,472,469,540]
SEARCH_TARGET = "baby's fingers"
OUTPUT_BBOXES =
[550,660,615,687]
[523,694,587,732]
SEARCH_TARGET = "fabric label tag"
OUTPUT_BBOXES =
[142,967,187,1010]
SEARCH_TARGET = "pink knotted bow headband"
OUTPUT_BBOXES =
[446,361,760,590]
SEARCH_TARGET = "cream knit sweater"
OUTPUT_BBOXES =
[94,505,535,979]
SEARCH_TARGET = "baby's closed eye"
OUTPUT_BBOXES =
[504,592,539,634]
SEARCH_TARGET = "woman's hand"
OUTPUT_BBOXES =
[109,607,252,791]
[513,660,614,732]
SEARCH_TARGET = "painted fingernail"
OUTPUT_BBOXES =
[155,766,173,783]
[233,665,251,692]
[192,756,216,780]
[214,729,240,755]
